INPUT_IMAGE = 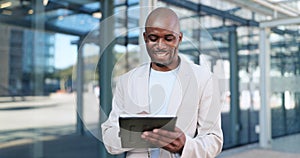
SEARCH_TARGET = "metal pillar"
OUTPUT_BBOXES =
[280,59,287,134]
[139,0,156,63]
[32,1,44,157]
[32,1,45,96]
[228,28,240,146]
[99,0,115,157]
[259,27,271,148]
[258,15,300,149]
[297,46,300,131]
[76,38,84,136]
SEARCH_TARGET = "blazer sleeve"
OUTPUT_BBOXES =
[181,75,223,158]
[101,77,133,154]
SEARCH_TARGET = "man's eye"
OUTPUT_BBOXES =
[165,35,175,41]
[148,35,158,42]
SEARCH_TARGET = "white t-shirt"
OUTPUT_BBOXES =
[148,67,178,115]
[148,66,179,158]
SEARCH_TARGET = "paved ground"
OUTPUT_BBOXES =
[218,134,300,158]
[0,93,300,158]
[0,92,102,158]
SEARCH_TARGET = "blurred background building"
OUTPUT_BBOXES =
[0,0,299,158]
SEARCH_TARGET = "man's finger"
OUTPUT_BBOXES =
[142,131,175,143]
[153,128,182,139]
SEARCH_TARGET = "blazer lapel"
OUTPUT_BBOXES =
[134,64,151,113]
[167,60,192,115]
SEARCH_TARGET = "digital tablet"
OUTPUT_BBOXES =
[119,114,177,148]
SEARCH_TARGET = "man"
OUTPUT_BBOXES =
[102,7,223,158]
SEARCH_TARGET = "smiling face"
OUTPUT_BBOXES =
[143,8,183,71]
[144,27,182,70]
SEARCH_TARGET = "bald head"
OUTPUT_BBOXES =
[145,7,180,34]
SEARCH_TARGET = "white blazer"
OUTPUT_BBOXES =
[101,58,223,158]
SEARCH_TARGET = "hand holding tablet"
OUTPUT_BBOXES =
[119,114,177,148]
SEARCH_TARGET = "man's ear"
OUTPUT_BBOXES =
[179,32,183,43]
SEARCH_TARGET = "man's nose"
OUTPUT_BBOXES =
[157,38,166,48]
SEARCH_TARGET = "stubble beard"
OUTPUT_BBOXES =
[150,47,177,68]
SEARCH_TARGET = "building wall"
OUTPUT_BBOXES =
[0,24,56,96]
[0,25,10,95]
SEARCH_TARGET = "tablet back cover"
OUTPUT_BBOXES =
[119,115,177,148]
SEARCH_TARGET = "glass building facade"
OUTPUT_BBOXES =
[0,25,56,96]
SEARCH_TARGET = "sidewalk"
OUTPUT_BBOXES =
[0,130,99,158]
[0,125,126,158]
[0,92,102,158]
[0,96,48,103]
[218,133,300,158]
[0,93,299,158]
[0,129,299,158]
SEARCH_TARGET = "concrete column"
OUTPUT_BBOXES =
[32,1,45,157]
[99,0,115,157]
[76,38,84,136]
[259,27,272,148]
[228,29,240,146]
[139,0,157,64]
[32,1,45,96]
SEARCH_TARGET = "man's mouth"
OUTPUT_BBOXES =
[154,51,168,57]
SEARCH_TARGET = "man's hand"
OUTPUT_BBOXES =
[141,127,186,153]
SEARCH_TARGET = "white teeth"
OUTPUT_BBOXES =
[155,52,168,57]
